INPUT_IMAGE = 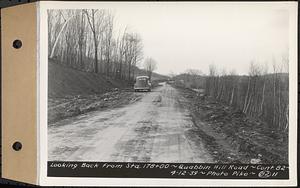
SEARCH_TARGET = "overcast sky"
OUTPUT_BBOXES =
[111,3,289,75]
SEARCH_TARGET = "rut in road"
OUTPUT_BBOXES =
[48,84,213,163]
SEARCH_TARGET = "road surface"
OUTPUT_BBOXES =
[48,83,213,162]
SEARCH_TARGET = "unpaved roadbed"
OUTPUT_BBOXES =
[48,84,213,162]
[48,84,287,163]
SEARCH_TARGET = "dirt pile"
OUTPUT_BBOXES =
[176,86,288,164]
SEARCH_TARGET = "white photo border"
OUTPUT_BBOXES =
[38,1,298,186]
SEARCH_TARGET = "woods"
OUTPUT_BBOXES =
[48,9,144,81]
[174,57,289,135]
[204,60,289,133]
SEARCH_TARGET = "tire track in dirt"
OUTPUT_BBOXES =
[48,83,213,163]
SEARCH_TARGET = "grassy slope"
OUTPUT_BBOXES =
[48,60,169,97]
[48,60,167,123]
[48,60,131,97]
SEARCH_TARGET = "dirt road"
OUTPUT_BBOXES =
[48,83,213,162]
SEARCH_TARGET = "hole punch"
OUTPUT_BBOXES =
[12,39,22,49]
[12,141,22,151]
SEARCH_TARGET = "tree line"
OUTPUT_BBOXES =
[48,9,157,81]
[175,58,289,133]
[204,59,289,133]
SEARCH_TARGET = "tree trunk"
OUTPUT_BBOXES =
[284,105,289,131]
[128,63,131,81]
[230,85,235,105]
[79,43,83,69]
[50,16,74,58]
[119,60,123,79]
[106,54,110,76]
[94,37,98,73]
[243,77,251,113]
[217,82,223,101]
[260,77,266,116]
[79,11,85,70]
[273,74,276,127]
[278,78,281,130]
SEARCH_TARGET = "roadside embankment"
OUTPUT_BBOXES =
[175,85,288,164]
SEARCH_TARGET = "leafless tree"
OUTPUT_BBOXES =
[75,10,87,69]
[144,57,157,80]
[84,9,106,73]
[122,33,143,80]
[103,11,114,76]
[49,11,75,59]
[204,59,288,134]
[130,33,144,79]
[259,63,268,116]
[229,69,237,105]
[205,64,217,97]
[48,9,145,81]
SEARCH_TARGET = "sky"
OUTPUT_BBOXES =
[111,3,290,75]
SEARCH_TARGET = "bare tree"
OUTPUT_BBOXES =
[103,12,114,76]
[272,58,277,127]
[123,33,133,80]
[48,10,64,59]
[282,53,289,131]
[229,69,237,105]
[76,10,87,69]
[204,59,288,134]
[130,33,143,79]
[259,63,268,116]
[217,68,227,100]
[50,11,75,59]
[144,57,157,80]
[121,32,143,80]
[244,62,262,114]
[116,28,128,79]
[206,64,217,96]
[48,9,145,81]
[84,9,105,73]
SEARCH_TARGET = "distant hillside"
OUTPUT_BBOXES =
[48,60,131,97]
[173,72,289,90]
[133,67,169,81]
[173,73,206,89]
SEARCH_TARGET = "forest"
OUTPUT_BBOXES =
[176,60,289,134]
[206,61,289,133]
[48,9,157,81]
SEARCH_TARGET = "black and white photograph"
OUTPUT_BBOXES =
[43,2,296,182]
